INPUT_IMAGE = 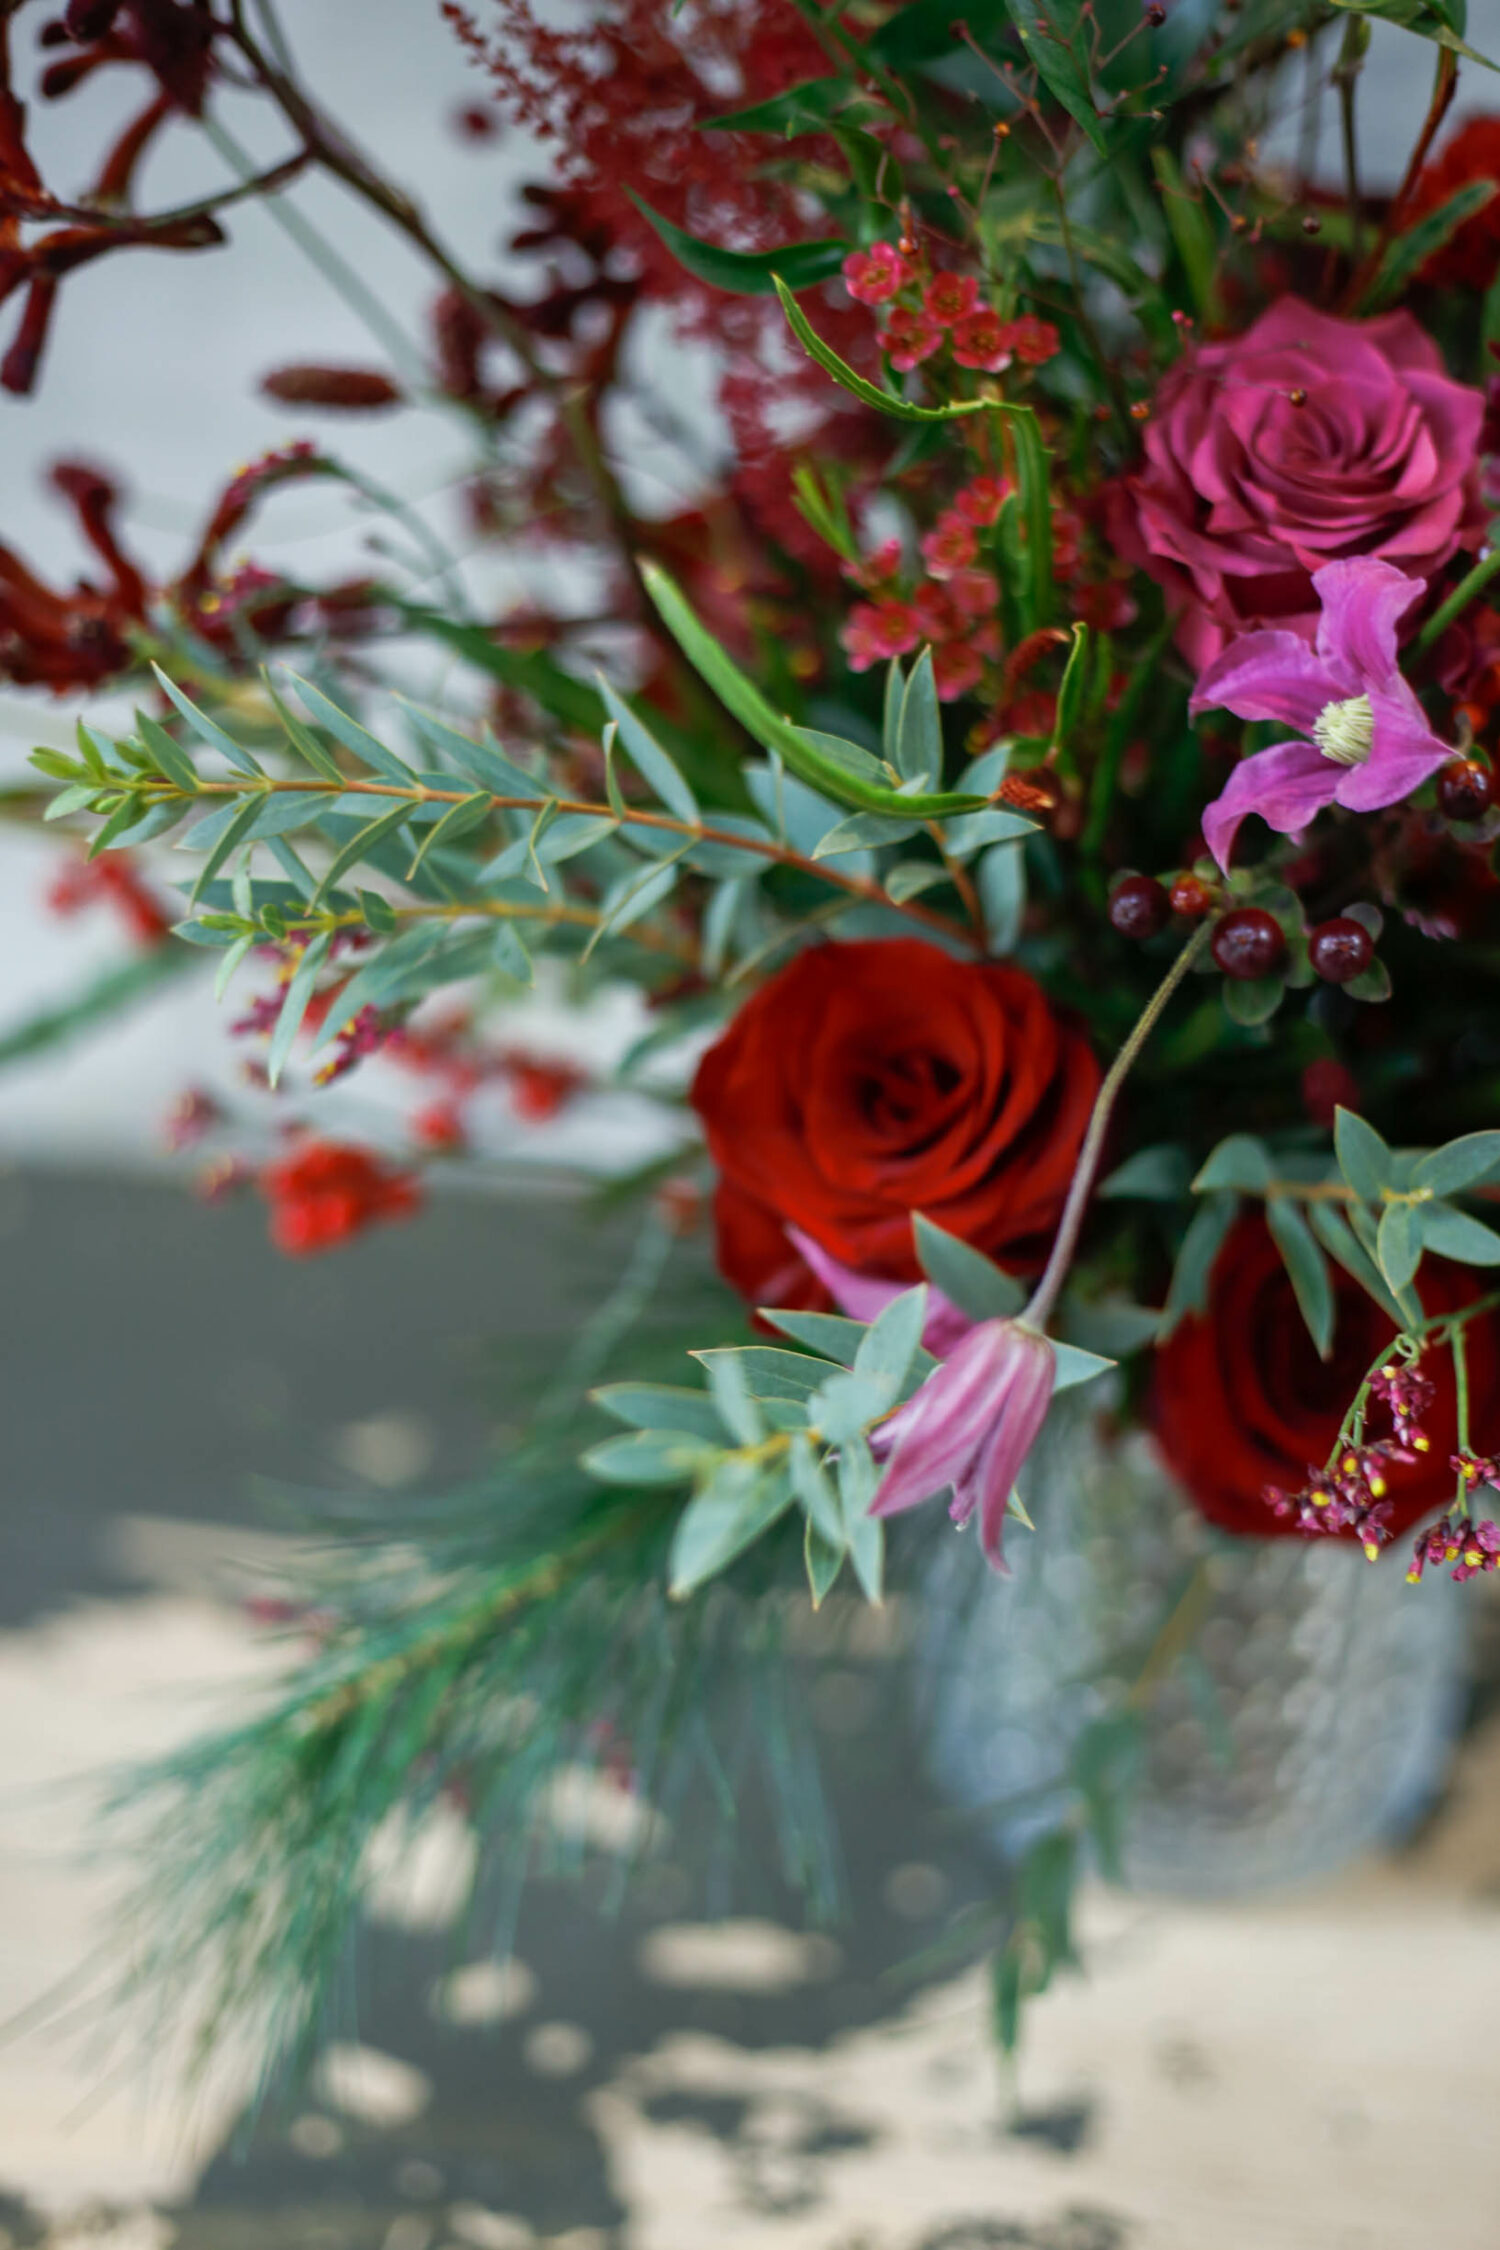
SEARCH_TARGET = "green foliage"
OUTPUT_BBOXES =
[627,192,847,293]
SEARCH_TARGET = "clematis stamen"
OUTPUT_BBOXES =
[1313,692,1374,767]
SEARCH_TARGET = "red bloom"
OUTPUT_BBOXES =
[691,939,1100,1308]
[923,271,980,326]
[48,848,170,944]
[842,598,920,669]
[259,1141,421,1256]
[1001,315,1061,366]
[949,310,1012,372]
[1150,1213,1500,1542]
[883,304,942,371]
[843,242,911,306]
[1407,116,1500,290]
[920,510,979,579]
[0,459,145,689]
[503,1050,588,1120]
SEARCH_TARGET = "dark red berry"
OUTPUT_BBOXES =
[1437,757,1495,823]
[1211,907,1287,980]
[1109,874,1171,940]
[1169,872,1213,918]
[1308,917,1374,984]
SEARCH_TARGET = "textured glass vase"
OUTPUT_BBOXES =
[920,1391,1469,1896]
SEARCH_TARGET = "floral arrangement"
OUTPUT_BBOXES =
[9,0,1500,2082]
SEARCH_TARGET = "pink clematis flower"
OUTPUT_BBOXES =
[1193,557,1453,870]
[869,1318,1055,1570]
[781,1229,1055,1570]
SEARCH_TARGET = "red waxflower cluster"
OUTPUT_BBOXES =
[843,241,1061,379]
[259,1141,420,1257]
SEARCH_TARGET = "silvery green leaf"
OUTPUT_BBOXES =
[977,840,1025,955]
[790,727,891,789]
[1335,1107,1394,1203]
[1193,1135,1273,1194]
[188,795,270,905]
[214,932,255,1002]
[1306,1199,1403,1322]
[1377,1201,1422,1295]
[913,1214,1025,1321]
[43,785,99,822]
[956,741,1013,796]
[807,1369,891,1444]
[1099,1143,1192,1201]
[309,801,415,909]
[703,878,749,977]
[1059,1297,1162,1356]
[151,665,264,776]
[668,1460,795,1597]
[789,1431,845,1547]
[1420,1202,1500,1264]
[400,703,548,798]
[1161,1191,1237,1335]
[591,853,683,944]
[491,920,533,984]
[585,1430,717,1487]
[685,812,777,877]
[134,710,200,793]
[805,1517,845,1608]
[758,1309,864,1366]
[853,1285,927,1404]
[591,1383,729,1441]
[1266,1196,1335,1358]
[744,760,873,875]
[812,810,921,859]
[941,805,1038,859]
[266,930,332,1089]
[1051,1342,1115,1391]
[894,648,941,786]
[837,1435,883,1602]
[406,791,492,881]
[597,675,700,825]
[536,812,619,863]
[882,659,905,769]
[284,670,414,784]
[704,1351,766,1446]
[1413,1131,1500,1198]
[885,861,948,902]
[692,1345,824,1402]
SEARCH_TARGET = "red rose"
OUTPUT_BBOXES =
[690,939,1099,1309]
[1150,1213,1500,1542]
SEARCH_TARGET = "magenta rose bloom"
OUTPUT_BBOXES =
[1112,297,1485,669]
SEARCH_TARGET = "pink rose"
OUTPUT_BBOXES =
[1112,297,1486,669]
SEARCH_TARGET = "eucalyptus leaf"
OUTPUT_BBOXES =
[1335,1106,1395,1203]
[1266,1196,1335,1358]
[1420,1202,1500,1264]
[913,1214,1025,1320]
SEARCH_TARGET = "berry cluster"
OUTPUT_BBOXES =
[1408,1505,1500,1583]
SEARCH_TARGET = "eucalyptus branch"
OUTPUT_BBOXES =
[1024,922,1214,1331]
[125,772,980,946]
[265,897,699,964]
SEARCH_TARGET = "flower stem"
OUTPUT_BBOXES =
[1024,922,1213,1332]
[1415,542,1500,654]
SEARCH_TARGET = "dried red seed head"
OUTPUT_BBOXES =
[1308,917,1374,984]
[1211,907,1287,980]
[260,366,402,411]
[1108,874,1171,940]
[1437,757,1495,823]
